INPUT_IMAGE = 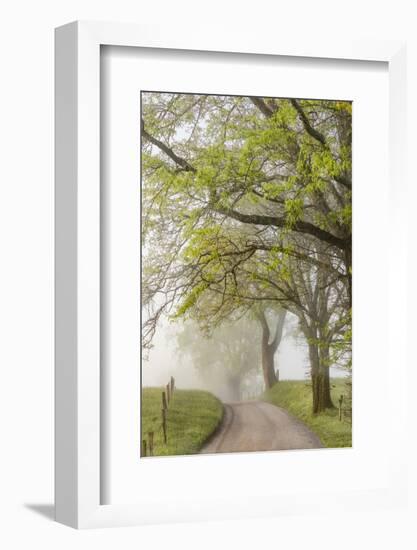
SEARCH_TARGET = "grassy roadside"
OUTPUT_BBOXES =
[263,379,352,448]
[141,387,224,457]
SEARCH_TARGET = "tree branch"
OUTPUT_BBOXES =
[142,119,348,250]
[141,119,196,173]
[289,100,351,189]
[215,204,347,250]
[249,97,275,118]
[289,99,326,145]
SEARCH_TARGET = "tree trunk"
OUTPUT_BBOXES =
[309,342,320,414]
[262,340,277,390]
[309,342,334,414]
[320,345,334,410]
[344,244,352,309]
[257,309,287,390]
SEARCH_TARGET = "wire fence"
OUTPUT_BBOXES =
[142,376,175,457]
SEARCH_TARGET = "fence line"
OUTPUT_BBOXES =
[142,376,175,457]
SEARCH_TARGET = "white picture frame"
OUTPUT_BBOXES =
[55,20,407,529]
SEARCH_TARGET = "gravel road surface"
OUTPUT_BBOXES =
[201,401,322,454]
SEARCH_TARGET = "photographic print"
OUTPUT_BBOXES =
[141,92,352,458]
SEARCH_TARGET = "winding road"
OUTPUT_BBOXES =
[201,401,322,454]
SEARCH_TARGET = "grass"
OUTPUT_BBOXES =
[141,387,224,456]
[262,379,352,448]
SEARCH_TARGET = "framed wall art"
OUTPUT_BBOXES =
[55,21,407,528]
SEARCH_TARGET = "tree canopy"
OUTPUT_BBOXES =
[141,92,352,412]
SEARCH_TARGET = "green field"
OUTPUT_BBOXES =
[141,387,224,456]
[263,379,352,448]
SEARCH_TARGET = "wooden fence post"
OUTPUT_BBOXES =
[161,408,167,444]
[142,439,147,457]
[162,391,167,410]
[148,431,154,456]
[166,383,171,404]
[170,376,175,395]
[338,395,342,421]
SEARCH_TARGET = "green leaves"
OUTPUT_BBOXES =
[284,197,304,227]
[141,92,352,348]
[174,282,209,318]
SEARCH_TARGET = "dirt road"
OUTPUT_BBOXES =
[201,401,322,454]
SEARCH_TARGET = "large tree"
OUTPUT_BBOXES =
[141,92,352,411]
[176,317,261,401]
[142,94,351,328]
[171,227,349,410]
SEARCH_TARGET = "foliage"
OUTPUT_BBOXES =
[141,93,352,352]
[263,379,352,447]
[176,318,262,400]
[141,92,352,415]
[141,387,223,456]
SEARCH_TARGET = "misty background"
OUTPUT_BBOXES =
[142,312,345,401]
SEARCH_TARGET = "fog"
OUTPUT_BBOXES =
[142,312,345,401]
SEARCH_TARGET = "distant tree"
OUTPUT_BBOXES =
[176,318,261,401]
